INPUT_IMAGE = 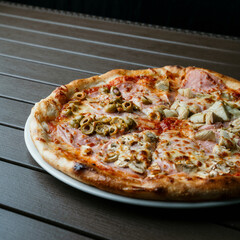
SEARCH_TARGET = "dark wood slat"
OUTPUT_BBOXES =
[0,75,56,103]
[0,17,239,66]
[1,39,240,80]
[0,125,41,170]
[1,161,240,240]
[0,39,149,72]
[0,97,32,129]
[0,55,93,86]
[0,3,239,52]
[0,208,91,240]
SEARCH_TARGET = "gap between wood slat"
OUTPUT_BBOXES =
[1,23,239,64]
[0,35,238,68]
[0,37,155,68]
[0,53,100,75]
[0,204,106,240]
[0,94,35,104]
[0,12,239,54]
[0,72,60,87]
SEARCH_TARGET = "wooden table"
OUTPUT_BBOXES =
[1,2,240,240]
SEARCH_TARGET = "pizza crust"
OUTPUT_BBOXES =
[30,65,240,201]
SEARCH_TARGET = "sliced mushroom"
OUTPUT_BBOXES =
[212,144,231,156]
[177,106,189,120]
[205,111,222,125]
[194,130,216,141]
[189,112,206,123]
[207,101,230,121]
[128,161,147,174]
[155,79,169,91]
[178,88,194,98]
[163,109,178,118]
[114,156,130,167]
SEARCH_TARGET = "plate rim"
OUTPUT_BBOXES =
[24,115,240,208]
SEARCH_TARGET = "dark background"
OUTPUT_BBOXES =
[4,0,240,38]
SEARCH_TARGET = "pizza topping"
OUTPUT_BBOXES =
[47,67,240,180]
[141,95,152,105]
[189,112,206,123]
[176,106,189,120]
[205,111,221,125]
[163,109,178,118]
[178,88,195,98]
[155,79,169,91]
[182,69,226,93]
[101,131,158,174]
[72,91,87,100]
[194,130,216,141]
[207,101,230,121]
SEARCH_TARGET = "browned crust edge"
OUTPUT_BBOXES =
[29,65,240,202]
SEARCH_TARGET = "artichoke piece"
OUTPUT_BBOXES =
[122,101,133,112]
[95,123,109,136]
[141,96,152,105]
[110,86,121,96]
[225,104,240,120]
[218,130,235,150]
[188,104,201,114]
[178,88,194,98]
[207,101,230,121]
[189,112,206,123]
[128,161,146,174]
[155,79,169,91]
[177,106,189,120]
[170,100,180,110]
[205,111,222,125]
[81,123,95,135]
[163,109,178,118]
[72,91,87,100]
[194,130,216,141]
[104,102,117,113]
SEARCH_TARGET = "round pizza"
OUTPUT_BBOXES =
[29,66,240,201]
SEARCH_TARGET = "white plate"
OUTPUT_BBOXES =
[25,115,240,208]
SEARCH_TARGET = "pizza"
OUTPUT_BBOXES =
[29,66,240,201]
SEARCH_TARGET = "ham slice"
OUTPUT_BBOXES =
[182,69,226,93]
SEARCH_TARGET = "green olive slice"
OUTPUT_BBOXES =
[99,87,110,94]
[80,116,93,126]
[95,123,109,136]
[122,101,133,112]
[104,103,117,113]
[110,86,121,96]
[73,91,87,100]
[108,125,118,135]
[124,117,137,129]
[81,123,95,135]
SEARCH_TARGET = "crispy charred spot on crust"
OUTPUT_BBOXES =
[73,162,88,173]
